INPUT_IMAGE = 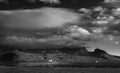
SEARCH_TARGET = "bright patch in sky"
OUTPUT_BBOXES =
[40,0,60,4]
[0,7,80,29]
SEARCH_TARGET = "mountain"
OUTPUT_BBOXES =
[75,47,88,55]
[89,48,120,61]
[0,46,120,67]
[90,48,108,59]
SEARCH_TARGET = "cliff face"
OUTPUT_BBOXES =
[0,47,120,65]
[0,45,120,67]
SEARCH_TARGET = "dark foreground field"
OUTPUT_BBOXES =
[0,66,120,73]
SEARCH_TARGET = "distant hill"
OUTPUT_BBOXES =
[0,45,120,67]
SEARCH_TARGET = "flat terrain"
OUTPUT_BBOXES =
[0,66,120,73]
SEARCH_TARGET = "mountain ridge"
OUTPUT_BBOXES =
[0,45,120,67]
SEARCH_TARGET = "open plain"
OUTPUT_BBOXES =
[0,66,120,73]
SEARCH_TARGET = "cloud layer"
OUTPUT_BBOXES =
[0,7,81,30]
[1,7,120,49]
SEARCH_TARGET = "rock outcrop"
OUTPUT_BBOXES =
[0,47,120,67]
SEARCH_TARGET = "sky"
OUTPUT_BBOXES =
[0,7,120,56]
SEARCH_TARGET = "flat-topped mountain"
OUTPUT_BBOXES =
[0,45,120,67]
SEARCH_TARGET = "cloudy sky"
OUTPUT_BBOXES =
[0,7,120,56]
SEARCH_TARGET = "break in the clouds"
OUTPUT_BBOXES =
[0,7,81,30]
[40,0,60,4]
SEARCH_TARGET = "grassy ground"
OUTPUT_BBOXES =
[0,66,120,73]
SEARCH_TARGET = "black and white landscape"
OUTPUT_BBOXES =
[0,0,120,73]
